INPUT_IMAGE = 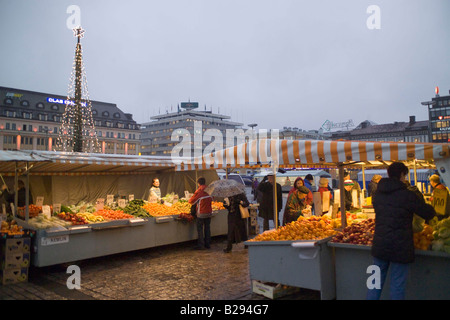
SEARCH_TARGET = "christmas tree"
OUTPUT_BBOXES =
[56,26,100,153]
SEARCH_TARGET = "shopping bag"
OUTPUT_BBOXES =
[239,205,249,219]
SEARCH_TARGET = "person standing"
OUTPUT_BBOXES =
[429,174,450,220]
[368,174,382,197]
[148,178,163,203]
[288,177,313,206]
[223,192,250,253]
[189,177,212,250]
[367,162,436,300]
[283,185,311,225]
[257,174,282,231]
[304,174,315,192]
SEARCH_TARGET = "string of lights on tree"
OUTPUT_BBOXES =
[56,26,100,153]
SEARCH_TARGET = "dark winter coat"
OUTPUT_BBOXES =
[224,193,249,244]
[257,181,283,220]
[372,178,436,264]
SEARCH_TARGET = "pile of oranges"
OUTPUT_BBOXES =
[250,216,337,242]
[413,224,434,251]
[142,202,180,216]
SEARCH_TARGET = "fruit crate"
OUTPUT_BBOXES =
[245,237,336,300]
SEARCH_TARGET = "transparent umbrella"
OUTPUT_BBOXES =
[204,179,245,198]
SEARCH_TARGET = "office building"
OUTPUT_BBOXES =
[0,86,140,154]
[140,102,244,156]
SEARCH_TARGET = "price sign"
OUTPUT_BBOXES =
[129,194,134,201]
[118,199,126,208]
[42,205,51,218]
[53,204,61,214]
[149,196,158,203]
[432,189,448,216]
[106,195,114,205]
[36,196,44,207]
[96,198,105,211]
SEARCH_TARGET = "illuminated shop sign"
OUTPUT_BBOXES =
[47,97,86,106]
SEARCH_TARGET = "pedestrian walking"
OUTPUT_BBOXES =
[367,162,436,300]
[189,177,213,250]
[257,174,282,230]
[223,192,250,253]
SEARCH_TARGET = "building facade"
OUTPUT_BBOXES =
[140,102,244,156]
[330,115,429,143]
[0,86,140,154]
[423,88,450,143]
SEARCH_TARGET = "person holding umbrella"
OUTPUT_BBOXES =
[204,178,249,252]
[223,192,250,253]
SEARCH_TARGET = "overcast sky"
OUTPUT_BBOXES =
[1,0,449,132]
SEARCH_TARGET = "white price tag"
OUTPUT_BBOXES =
[106,195,114,205]
[42,205,51,218]
[96,198,105,211]
[118,199,126,208]
[36,196,44,207]
[53,204,61,214]
[128,194,134,201]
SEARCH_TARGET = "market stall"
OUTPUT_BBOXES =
[181,138,450,299]
[0,150,227,267]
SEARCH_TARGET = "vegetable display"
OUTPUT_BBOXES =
[431,217,450,254]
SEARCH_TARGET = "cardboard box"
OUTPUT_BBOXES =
[252,280,300,299]
[1,252,30,269]
[0,267,28,285]
[1,237,31,254]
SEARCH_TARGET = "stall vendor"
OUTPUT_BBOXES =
[148,178,163,203]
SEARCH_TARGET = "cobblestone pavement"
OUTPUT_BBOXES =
[0,235,320,301]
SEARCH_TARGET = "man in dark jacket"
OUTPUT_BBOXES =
[367,162,435,300]
[257,174,283,231]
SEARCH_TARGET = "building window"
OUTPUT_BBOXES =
[92,109,98,116]
[23,112,32,119]
[51,105,59,111]
[36,102,45,109]
[4,98,13,105]
[39,114,48,121]
[102,111,109,117]
[113,112,120,118]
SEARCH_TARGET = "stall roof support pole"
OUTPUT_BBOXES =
[273,162,278,229]
[338,164,347,229]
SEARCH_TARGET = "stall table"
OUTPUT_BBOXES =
[245,237,335,300]
[22,210,227,267]
[328,242,450,300]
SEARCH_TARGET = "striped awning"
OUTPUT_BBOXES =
[176,139,450,170]
[0,150,178,176]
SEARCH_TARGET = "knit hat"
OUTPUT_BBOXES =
[297,186,310,194]
[319,177,329,187]
[429,174,441,183]
[344,180,354,186]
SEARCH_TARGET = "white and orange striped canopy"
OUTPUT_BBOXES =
[177,139,450,171]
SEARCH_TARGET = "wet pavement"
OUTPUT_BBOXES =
[0,235,320,301]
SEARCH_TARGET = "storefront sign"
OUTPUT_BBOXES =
[47,97,86,106]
